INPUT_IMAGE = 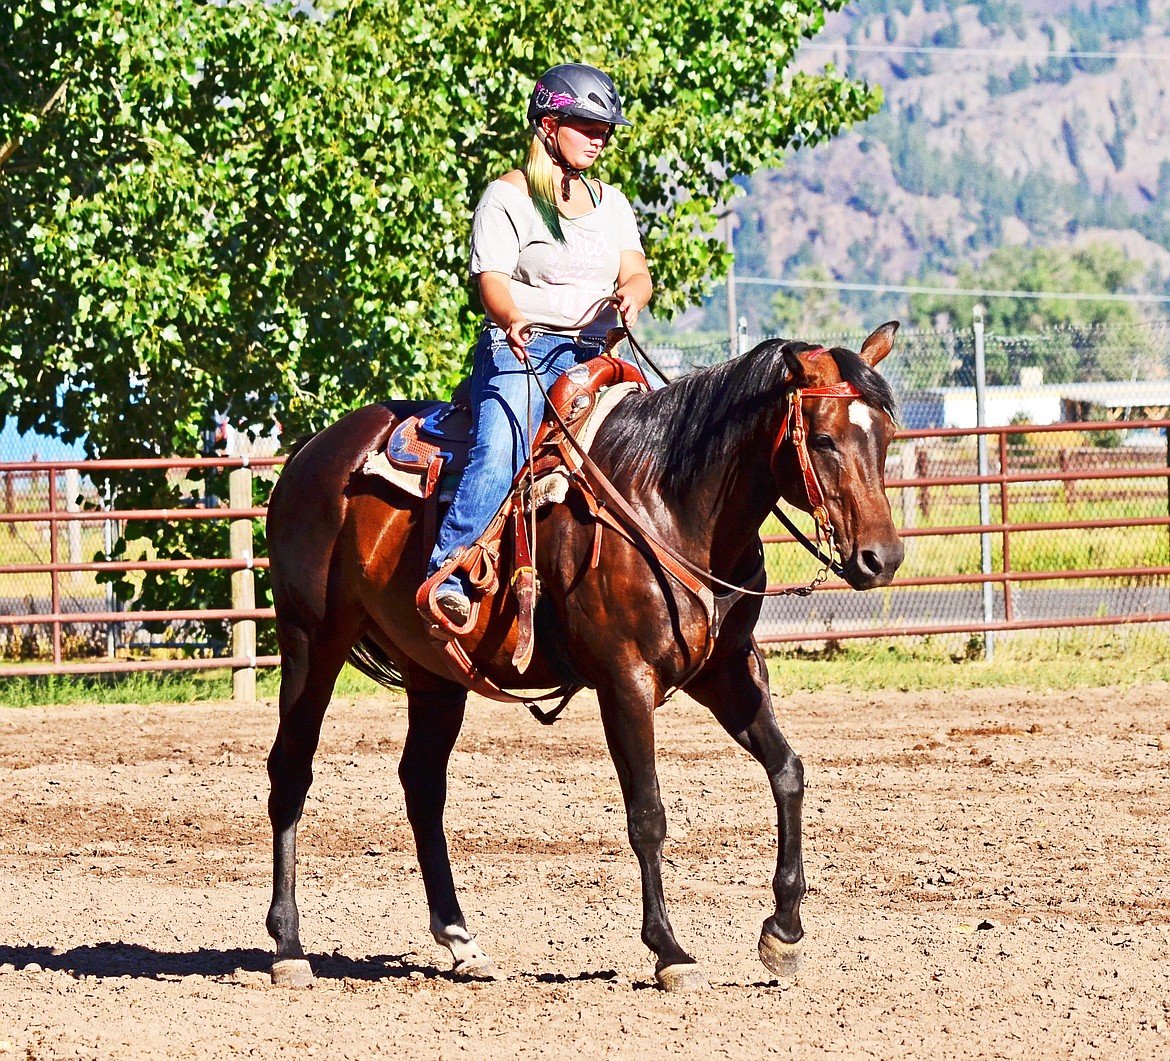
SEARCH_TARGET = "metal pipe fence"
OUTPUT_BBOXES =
[1,417,1168,690]
[0,455,280,684]
[754,418,1170,644]
[3,316,1170,689]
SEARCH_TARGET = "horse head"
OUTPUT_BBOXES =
[777,322,905,590]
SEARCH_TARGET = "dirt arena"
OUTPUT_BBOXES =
[0,680,1168,1059]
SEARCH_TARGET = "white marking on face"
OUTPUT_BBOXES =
[848,401,874,432]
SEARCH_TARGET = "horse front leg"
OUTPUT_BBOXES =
[687,640,805,976]
[398,676,498,980]
[597,676,707,993]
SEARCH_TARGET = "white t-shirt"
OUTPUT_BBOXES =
[469,178,644,337]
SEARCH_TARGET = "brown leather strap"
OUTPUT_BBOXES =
[510,500,537,672]
[557,441,720,674]
[771,380,861,537]
[441,634,576,704]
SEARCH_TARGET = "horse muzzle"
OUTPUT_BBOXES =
[838,534,904,590]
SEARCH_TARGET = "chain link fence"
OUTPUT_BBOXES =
[0,460,116,663]
[646,317,1170,653]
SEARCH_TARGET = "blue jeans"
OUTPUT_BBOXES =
[428,327,606,590]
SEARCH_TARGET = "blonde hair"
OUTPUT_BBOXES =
[524,135,566,243]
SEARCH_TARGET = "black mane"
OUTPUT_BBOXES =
[593,339,896,504]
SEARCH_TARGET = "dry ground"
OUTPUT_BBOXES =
[0,682,1168,1059]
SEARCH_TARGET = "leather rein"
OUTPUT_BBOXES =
[530,338,863,603]
[610,309,852,584]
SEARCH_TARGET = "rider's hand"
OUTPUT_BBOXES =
[614,290,641,329]
[504,316,532,361]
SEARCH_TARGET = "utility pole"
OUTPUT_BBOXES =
[724,210,738,358]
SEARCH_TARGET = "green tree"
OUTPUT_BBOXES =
[3,0,879,450]
[765,267,850,337]
[1,0,879,641]
[909,244,1146,384]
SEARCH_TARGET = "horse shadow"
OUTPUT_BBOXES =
[1,942,789,991]
[0,942,445,981]
[0,941,654,987]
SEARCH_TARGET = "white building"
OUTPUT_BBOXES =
[902,380,1170,429]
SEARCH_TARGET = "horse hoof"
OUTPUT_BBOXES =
[655,963,709,993]
[758,932,802,976]
[271,958,315,987]
[452,956,501,981]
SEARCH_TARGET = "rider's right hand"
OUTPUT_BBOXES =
[505,317,533,362]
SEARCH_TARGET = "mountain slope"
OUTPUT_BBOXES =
[725,0,1170,330]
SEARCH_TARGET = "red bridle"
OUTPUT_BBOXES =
[768,346,863,541]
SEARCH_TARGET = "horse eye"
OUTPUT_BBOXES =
[811,434,836,451]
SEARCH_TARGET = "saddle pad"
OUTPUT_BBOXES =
[389,401,471,465]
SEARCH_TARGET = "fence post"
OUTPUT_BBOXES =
[102,481,117,659]
[229,464,256,703]
[64,466,81,587]
[4,471,13,537]
[724,210,738,358]
[916,446,931,518]
[48,464,61,667]
[901,445,917,530]
[973,306,994,661]
[1059,448,1072,505]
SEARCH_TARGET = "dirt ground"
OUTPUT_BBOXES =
[0,680,1168,1059]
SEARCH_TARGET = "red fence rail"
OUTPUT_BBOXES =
[0,455,281,692]
[756,418,1170,644]
[1,421,1168,687]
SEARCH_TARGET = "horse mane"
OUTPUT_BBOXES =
[593,339,896,504]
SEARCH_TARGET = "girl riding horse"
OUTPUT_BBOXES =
[427,63,653,627]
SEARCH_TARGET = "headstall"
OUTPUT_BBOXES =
[768,346,864,570]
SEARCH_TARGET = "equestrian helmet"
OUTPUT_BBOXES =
[527,63,632,128]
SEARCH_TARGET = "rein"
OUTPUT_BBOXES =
[522,337,862,601]
[587,299,847,581]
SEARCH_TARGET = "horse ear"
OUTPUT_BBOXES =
[782,347,811,387]
[858,321,899,366]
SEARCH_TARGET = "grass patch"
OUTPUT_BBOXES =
[4,628,1169,707]
[0,662,387,708]
[765,627,1170,692]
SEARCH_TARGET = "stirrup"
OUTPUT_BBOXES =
[417,566,479,639]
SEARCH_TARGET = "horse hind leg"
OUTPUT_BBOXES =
[398,674,499,980]
[266,618,355,987]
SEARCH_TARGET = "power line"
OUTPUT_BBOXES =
[738,276,1170,304]
[802,41,1169,62]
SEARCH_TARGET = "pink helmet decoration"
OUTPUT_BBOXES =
[526,63,632,128]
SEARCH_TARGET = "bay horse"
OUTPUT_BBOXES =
[263,322,904,992]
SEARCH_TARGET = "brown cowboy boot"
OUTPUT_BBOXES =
[434,589,471,626]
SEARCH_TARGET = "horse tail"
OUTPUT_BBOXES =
[347,636,405,689]
[282,432,319,467]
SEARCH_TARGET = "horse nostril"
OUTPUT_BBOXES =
[860,549,883,576]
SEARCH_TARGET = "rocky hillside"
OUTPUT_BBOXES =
[723,0,1170,330]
